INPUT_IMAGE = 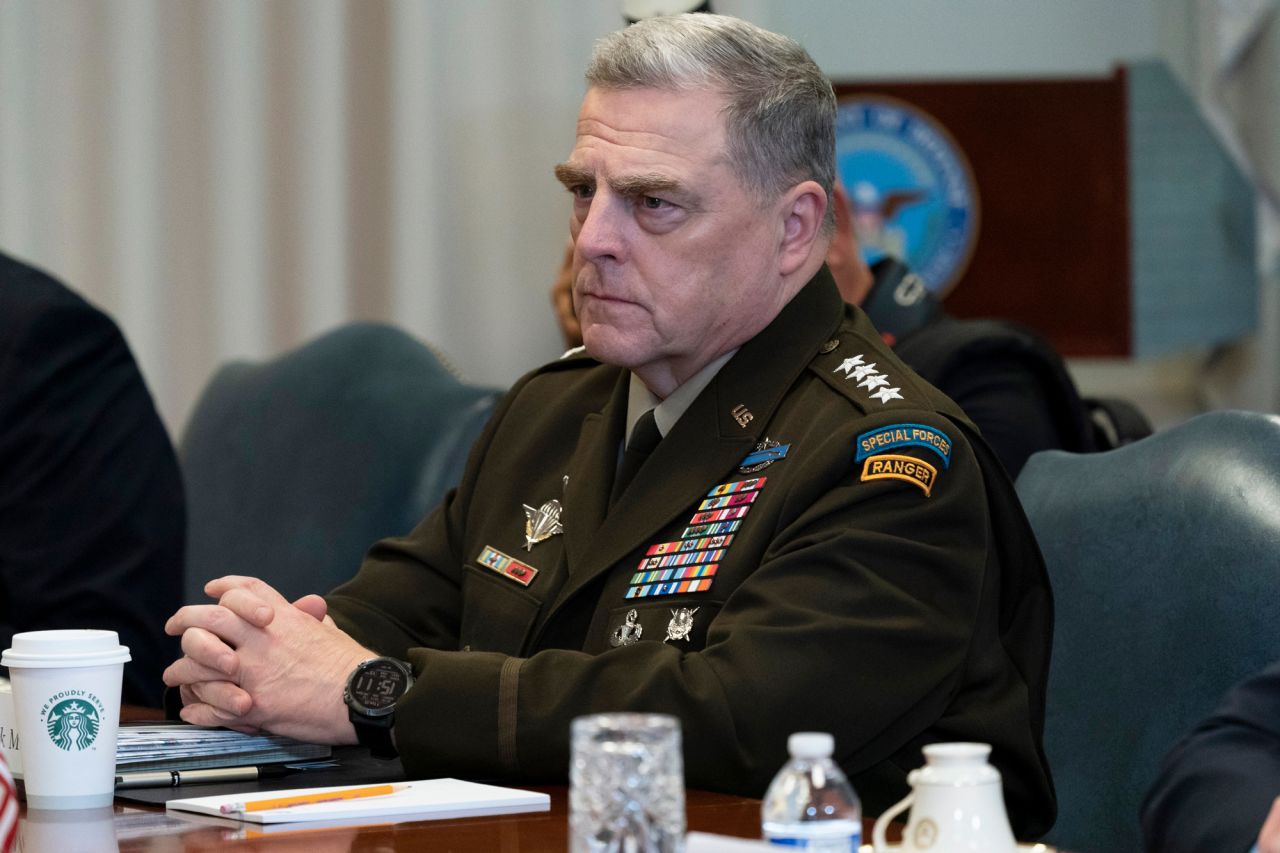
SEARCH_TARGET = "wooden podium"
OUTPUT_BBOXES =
[835,62,1256,358]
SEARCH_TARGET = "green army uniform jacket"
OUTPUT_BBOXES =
[327,267,1056,838]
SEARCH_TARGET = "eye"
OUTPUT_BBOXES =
[640,195,671,210]
[569,184,595,201]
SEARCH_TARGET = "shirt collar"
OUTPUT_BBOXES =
[624,348,738,445]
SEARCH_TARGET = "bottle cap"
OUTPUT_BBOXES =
[787,732,834,759]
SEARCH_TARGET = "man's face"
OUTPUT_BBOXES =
[555,86,793,394]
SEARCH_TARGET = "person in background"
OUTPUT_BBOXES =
[553,180,1101,478]
[0,250,184,707]
[164,14,1055,837]
[1142,660,1280,853]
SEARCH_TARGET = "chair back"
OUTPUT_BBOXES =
[1015,410,1280,852]
[180,323,499,604]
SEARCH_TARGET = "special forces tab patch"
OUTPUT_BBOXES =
[856,423,952,468]
[860,454,939,497]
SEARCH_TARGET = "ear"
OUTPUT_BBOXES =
[777,180,827,278]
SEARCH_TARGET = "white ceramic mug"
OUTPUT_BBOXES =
[872,742,1016,853]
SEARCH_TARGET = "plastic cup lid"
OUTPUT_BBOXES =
[1,630,131,668]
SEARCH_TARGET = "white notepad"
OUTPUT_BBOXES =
[165,778,550,824]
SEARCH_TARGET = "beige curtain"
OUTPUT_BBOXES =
[0,0,633,433]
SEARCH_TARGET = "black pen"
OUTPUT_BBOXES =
[115,764,295,789]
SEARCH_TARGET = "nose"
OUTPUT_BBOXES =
[573,191,626,266]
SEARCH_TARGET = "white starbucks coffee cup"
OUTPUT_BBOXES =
[1,630,130,809]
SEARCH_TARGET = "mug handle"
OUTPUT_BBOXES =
[872,792,914,852]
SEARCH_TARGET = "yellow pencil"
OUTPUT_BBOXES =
[219,783,407,815]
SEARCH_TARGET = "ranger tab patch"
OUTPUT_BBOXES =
[860,454,939,497]
[856,423,952,467]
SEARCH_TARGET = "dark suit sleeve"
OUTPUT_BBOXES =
[934,352,1069,479]
[1141,661,1280,853]
[0,291,184,707]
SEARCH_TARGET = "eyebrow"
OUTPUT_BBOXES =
[554,164,684,199]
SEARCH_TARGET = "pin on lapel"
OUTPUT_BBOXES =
[664,607,699,643]
[522,499,563,551]
[739,438,789,473]
[610,609,643,647]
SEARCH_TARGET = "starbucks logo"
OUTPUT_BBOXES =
[45,698,100,751]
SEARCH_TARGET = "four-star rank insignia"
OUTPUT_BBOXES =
[833,352,904,405]
[522,499,563,550]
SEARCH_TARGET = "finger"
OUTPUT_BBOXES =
[188,680,254,717]
[217,587,276,629]
[1257,796,1280,853]
[204,575,290,608]
[165,602,232,637]
[292,594,328,621]
[179,626,241,676]
[179,702,247,727]
[164,654,237,687]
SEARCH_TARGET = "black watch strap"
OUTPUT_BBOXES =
[344,656,414,760]
[349,708,399,759]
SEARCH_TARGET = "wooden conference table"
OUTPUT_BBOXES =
[19,786,790,851]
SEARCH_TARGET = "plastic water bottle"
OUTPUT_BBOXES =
[761,732,862,851]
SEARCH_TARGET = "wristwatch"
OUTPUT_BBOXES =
[343,656,415,759]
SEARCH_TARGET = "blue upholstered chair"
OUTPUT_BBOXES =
[1015,410,1280,852]
[179,323,500,605]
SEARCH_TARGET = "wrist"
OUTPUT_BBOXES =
[343,655,415,759]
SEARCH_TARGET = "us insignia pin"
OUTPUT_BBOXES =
[664,607,699,643]
[522,499,563,550]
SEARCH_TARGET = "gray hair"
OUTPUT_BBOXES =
[586,13,836,231]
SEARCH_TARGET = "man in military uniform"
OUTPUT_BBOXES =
[164,13,1056,838]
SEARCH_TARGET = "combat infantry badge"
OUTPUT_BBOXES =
[664,607,699,643]
[522,499,564,551]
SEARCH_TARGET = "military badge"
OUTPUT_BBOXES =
[833,354,866,377]
[860,453,938,496]
[664,608,699,643]
[610,609,643,647]
[739,439,789,473]
[522,499,563,550]
[869,386,904,404]
[477,546,539,587]
[856,423,952,467]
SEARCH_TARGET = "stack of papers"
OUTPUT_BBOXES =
[116,723,330,773]
[166,779,550,825]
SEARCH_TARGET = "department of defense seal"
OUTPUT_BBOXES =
[835,96,980,297]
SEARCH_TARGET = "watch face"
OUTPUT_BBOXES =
[350,659,410,715]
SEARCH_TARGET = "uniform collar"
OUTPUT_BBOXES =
[624,349,737,445]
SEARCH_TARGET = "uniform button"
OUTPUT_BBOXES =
[820,338,839,354]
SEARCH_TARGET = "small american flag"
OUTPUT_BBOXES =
[0,754,15,852]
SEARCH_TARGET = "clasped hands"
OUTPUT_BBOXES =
[163,575,374,744]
